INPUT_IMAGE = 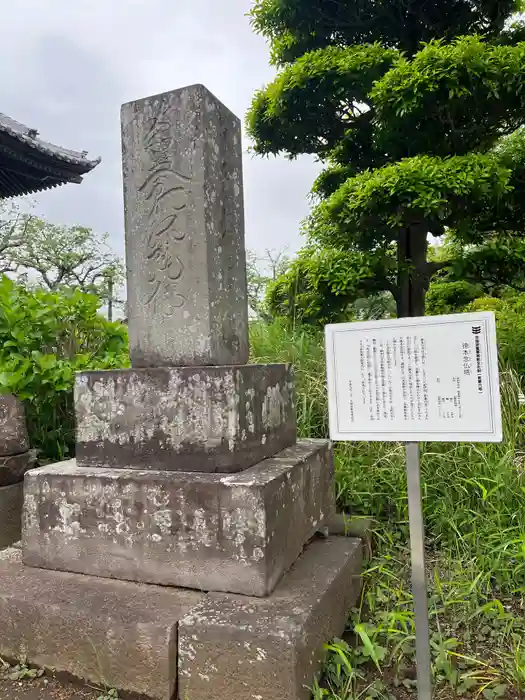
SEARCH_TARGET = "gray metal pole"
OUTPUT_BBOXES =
[405,442,432,700]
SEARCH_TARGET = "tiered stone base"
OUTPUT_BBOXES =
[0,536,362,700]
[23,440,334,596]
[74,364,296,473]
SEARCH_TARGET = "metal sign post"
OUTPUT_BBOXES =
[324,312,502,700]
[406,442,432,700]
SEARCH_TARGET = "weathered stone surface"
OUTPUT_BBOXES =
[0,482,23,549]
[23,440,334,596]
[325,513,373,560]
[0,394,29,457]
[178,536,363,700]
[121,84,249,369]
[0,546,204,700]
[75,364,296,473]
[0,450,37,487]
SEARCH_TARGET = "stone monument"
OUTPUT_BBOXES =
[0,394,36,549]
[0,85,362,700]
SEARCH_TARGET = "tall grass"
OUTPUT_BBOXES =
[250,319,329,438]
[251,320,525,595]
[250,320,525,698]
[335,371,525,597]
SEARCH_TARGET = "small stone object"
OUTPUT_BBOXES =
[121,84,249,368]
[0,450,37,488]
[0,483,24,549]
[0,394,29,457]
[74,365,296,473]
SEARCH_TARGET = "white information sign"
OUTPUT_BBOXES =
[325,312,502,443]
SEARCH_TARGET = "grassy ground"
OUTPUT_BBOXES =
[251,321,525,700]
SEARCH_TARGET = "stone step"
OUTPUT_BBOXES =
[0,546,203,700]
[23,440,335,597]
[0,535,362,700]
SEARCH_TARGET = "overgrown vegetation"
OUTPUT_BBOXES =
[251,319,525,699]
[0,276,128,461]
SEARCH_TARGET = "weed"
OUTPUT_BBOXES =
[0,656,44,681]
[97,689,119,700]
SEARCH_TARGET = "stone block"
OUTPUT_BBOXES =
[121,84,249,368]
[0,450,37,487]
[325,513,374,560]
[0,394,29,456]
[23,440,334,596]
[178,536,363,700]
[0,547,204,700]
[0,482,23,549]
[75,364,296,473]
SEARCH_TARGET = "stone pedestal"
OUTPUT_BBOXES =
[10,85,362,700]
[75,364,296,473]
[23,441,334,596]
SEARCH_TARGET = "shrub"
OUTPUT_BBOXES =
[425,280,483,315]
[0,275,129,461]
[469,293,525,377]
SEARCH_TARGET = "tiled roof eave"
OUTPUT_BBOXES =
[0,112,100,173]
[0,143,84,182]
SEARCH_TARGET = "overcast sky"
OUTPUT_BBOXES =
[2,0,321,260]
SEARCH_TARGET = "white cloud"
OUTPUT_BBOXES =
[0,0,321,258]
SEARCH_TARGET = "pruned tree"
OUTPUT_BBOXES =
[247,0,525,318]
[266,231,525,324]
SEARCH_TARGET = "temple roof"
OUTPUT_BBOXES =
[0,112,101,199]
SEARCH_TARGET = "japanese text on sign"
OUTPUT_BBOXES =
[325,312,501,443]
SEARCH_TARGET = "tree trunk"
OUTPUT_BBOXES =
[107,277,114,322]
[396,225,429,319]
